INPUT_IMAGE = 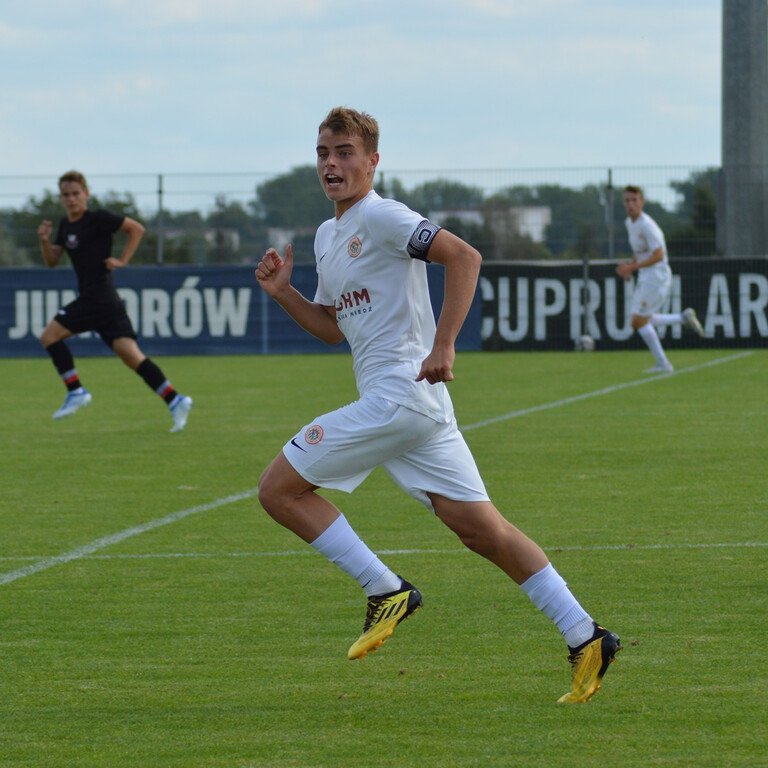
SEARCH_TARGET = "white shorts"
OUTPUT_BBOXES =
[282,394,489,511]
[631,269,672,317]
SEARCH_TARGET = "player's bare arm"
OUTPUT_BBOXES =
[416,229,482,384]
[38,220,63,268]
[255,245,344,345]
[616,247,663,281]
[106,217,145,271]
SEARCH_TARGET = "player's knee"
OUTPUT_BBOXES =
[257,472,273,512]
[111,342,143,369]
[40,327,59,347]
[257,467,285,518]
[460,530,497,558]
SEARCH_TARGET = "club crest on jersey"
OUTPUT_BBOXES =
[304,424,324,444]
[66,234,79,249]
[348,236,362,258]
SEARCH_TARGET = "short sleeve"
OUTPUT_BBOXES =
[363,198,427,259]
[639,217,664,252]
[94,209,126,233]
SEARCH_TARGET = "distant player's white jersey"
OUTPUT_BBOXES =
[625,212,671,283]
[313,190,453,423]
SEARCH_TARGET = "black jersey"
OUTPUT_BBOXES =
[54,209,125,300]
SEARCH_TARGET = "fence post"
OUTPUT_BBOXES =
[581,251,590,337]
[156,174,164,265]
[606,167,615,261]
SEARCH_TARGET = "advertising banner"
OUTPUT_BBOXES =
[0,264,481,358]
[480,258,768,350]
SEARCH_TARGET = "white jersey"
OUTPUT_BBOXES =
[625,212,671,283]
[313,190,453,423]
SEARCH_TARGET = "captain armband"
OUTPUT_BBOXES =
[407,220,441,262]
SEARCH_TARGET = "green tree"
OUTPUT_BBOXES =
[531,184,606,258]
[4,188,155,265]
[4,190,63,262]
[667,168,718,257]
[256,166,331,228]
[438,214,485,252]
[206,196,268,264]
[0,220,32,266]
[405,179,484,215]
[143,209,207,265]
[478,198,554,261]
[380,176,414,208]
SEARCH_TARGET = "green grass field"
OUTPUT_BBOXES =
[1,348,766,768]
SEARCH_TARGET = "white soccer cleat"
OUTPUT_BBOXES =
[682,308,705,337]
[644,362,674,374]
[53,389,92,420]
[169,395,193,432]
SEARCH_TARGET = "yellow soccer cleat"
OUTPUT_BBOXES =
[347,579,422,660]
[558,623,622,703]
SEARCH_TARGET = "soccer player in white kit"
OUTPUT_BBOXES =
[255,107,621,702]
[617,185,705,372]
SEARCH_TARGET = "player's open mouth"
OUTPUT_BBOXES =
[326,175,343,187]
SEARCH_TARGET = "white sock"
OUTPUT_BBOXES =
[520,563,595,647]
[638,323,670,366]
[358,561,403,596]
[309,514,401,597]
[650,313,682,327]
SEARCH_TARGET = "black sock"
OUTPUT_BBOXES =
[136,358,178,404]
[46,340,82,391]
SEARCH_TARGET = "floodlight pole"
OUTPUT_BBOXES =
[719,0,768,257]
[156,174,165,265]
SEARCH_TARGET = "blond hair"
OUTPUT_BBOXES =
[319,107,379,154]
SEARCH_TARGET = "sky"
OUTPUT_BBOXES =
[1,0,721,185]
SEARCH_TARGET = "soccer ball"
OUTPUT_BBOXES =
[574,334,596,352]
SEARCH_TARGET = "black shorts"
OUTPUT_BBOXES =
[54,296,137,348]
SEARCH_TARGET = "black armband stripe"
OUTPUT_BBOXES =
[407,220,441,262]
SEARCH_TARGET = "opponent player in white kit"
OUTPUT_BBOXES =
[255,107,621,703]
[617,185,705,373]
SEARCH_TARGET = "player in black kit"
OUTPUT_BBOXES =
[37,170,193,432]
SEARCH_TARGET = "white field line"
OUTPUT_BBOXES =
[0,350,755,587]
[0,489,259,586]
[462,350,754,431]
[1,539,767,564]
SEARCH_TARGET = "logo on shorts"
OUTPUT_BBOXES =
[304,425,324,444]
[348,236,362,258]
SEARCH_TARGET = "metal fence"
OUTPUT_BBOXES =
[0,166,718,267]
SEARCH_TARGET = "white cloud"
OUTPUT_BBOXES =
[6,73,170,120]
[99,0,336,26]
[466,0,577,19]
[0,0,722,178]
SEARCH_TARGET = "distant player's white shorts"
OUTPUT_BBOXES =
[631,270,672,316]
[282,394,489,511]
